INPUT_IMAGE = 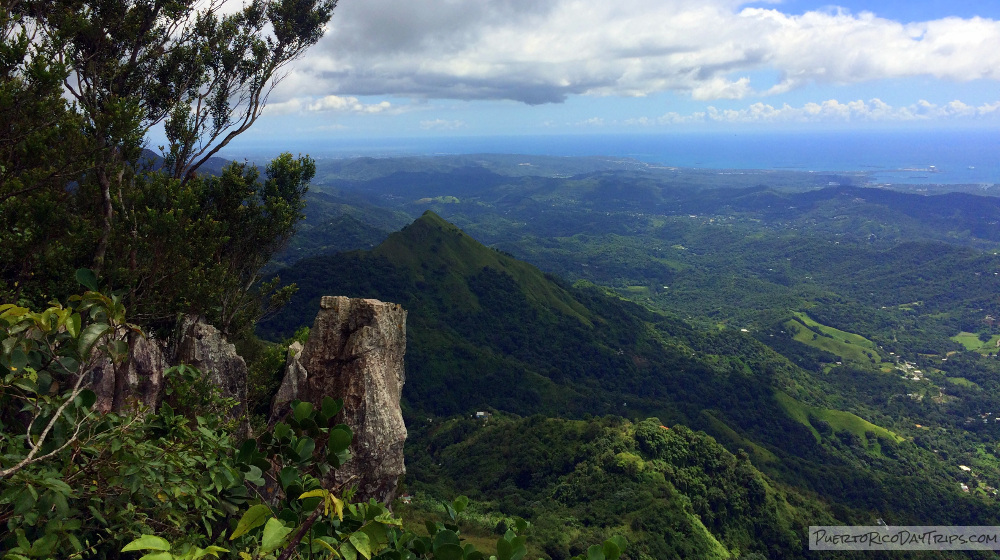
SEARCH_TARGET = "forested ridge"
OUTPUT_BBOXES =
[254,155,1000,558]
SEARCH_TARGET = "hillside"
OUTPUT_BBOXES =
[406,415,811,559]
[261,211,1000,554]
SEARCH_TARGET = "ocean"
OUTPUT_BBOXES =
[231,128,1000,185]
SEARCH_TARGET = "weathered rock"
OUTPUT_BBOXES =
[269,341,307,425]
[173,315,249,434]
[300,296,407,505]
[114,332,168,412]
[90,331,167,414]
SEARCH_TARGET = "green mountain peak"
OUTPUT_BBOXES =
[374,211,592,324]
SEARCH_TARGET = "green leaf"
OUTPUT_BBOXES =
[122,535,172,552]
[295,436,316,462]
[78,322,111,358]
[138,553,173,560]
[9,348,27,372]
[76,268,99,291]
[433,530,460,551]
[229,504,272,540]
[279,466,299,491]
[293,400,314,422]
[314,537,337,554]
[341,542,358,560]
[496,537,512,560]
[66,313,82,338]
[29,533,59,556]
[88,505,108,526]
[236,439,257,463]
[586,545,604,560]
[433,543,464,560]
[452,495,469,514]
[327,447,351,468]
[76,389,97,409]
[328,427,352,453]
[321,396,343,423]
[349,531,372,560]
[273,422,292,440]
[603,537,624,560]
[425,520,439,536]
[197,546,229,558]
[260,518,292,554]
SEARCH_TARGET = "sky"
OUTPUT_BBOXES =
[221,0,1000,151]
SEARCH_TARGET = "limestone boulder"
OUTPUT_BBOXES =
[269,341,307,425]
[173,315,249,434]
[90,331,167,414]
[300,296,407,505]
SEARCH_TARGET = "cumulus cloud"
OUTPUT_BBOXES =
[307,95,392,113]
[263,95,392,116]
[624,98,1000,125]
[272,0,1000,104]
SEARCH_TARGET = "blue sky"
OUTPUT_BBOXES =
[210,0,1000,155]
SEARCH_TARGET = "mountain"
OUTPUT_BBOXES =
[267,190,412,270]
[139,148,232,177]
[261,211,999,550]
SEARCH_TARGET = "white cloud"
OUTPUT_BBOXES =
[262,95,392,116]
[272,0,1000,104]
[419,119,466,130]
[307,95,392,113]
[626,98,1000,125]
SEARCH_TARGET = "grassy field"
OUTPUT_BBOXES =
[785,312,881,365]
[950,332,1000,353]
[947,377,981,389]
[775,392,902,446]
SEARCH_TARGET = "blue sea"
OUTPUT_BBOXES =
[233,129,1000,185]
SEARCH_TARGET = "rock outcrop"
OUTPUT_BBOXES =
[91,332,168,414]
[269,341,307,425]
[173,315,250,435]
[294,296,408,505]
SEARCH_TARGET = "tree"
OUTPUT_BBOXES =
[105,153,314,334]
[0,2,96,304]
[20,0,336,272]
[1,0,333,327]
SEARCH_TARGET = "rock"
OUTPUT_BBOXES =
[89,359,116,414]
[90,331,167,414]
[113,332,168,413]
[269,341,307,425]
[300,296,407,505]
[173,315,249,434]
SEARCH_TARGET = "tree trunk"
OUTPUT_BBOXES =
[92,163,113,277]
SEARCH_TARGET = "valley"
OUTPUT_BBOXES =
[257,154,1000,559]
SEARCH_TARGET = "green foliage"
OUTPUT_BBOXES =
[2,290,580,560]
[2,0,331,336]
[407,415,800,559]
[0,285,244,557]
[96,155,313,335]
